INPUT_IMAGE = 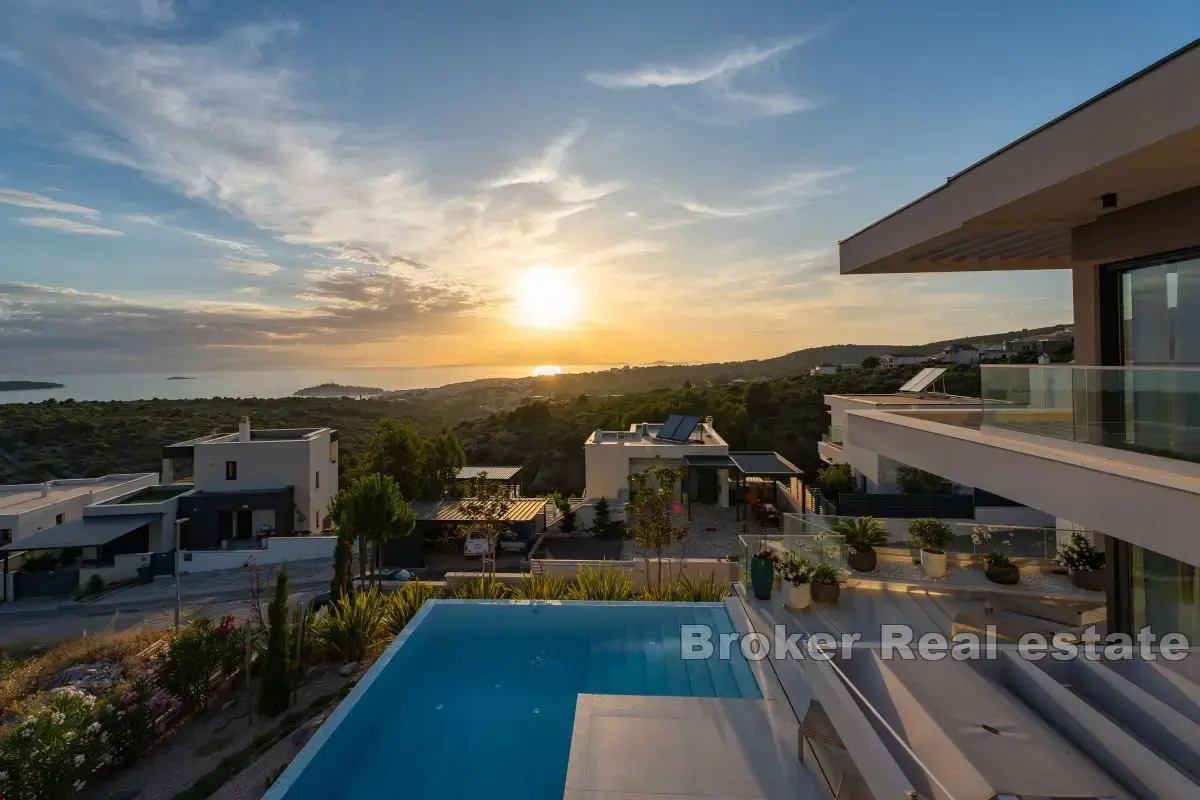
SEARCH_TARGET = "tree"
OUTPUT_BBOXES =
[259,567,291,716]
[591,497,612,535]
[861,355,880,369]
[458,473,516,579]
[552,492,575,532]
[366,417,425,501]
[744,382,775,418]
[627,465,688,587]
[817,462,856,496]
[327,491,353,603]
[334,473,411,586]
[421,432,466,499]
[895,465,954,495]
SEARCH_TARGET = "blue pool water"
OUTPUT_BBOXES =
[270,601,761,800]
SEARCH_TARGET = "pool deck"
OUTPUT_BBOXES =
[562,596,829,799]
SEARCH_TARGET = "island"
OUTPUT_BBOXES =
[165,376,196,381]
[294,382,386,398]
[0,381,64,392]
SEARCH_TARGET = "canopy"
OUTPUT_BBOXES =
[1,514,158,552]
[456,466,522,481]
[729,452,803,477]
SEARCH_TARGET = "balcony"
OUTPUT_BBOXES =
[981,364,1200,463]
[817,425,844,464]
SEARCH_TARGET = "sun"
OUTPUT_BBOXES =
[513,265,581,328]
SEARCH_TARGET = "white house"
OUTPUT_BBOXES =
[584,417,730,504]
[809,363,839,376]
[878,353,928,367]
[0,473,158,547]
[934,345,980,365]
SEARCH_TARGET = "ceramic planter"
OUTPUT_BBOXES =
[811,581,840,604]
[920,548,947,579]
[985,565,1020,585]
[1069,567,1107,592]
[750,557,776,600]
[784,581,811,610]
[847,549,877,573]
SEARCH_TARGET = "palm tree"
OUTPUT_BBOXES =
[332,473,413,588]
[830,516,889,572]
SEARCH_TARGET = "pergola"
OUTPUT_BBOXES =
[681,451,802,521]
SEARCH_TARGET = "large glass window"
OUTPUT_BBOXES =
[1131,543,1200,642]
[1121,253,1200,365]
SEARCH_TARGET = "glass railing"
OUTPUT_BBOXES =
[737,534,847,586]
[821,425,844,445]
[783,512,1067,560]
[980,364,1200,463]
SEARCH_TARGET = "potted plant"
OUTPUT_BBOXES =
[1054,532,1107,591]
[779,555,813,610]
[749,546,779,600]
[983,551,1020,585]
[909,518,954,578]
[832,516,889,572]
[810,563,842,604]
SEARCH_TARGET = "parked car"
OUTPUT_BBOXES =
[463,531,491,557]
[352,568,416,591]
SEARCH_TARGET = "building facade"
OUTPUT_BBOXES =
[837,40,1200,640]
[0,474,159,546]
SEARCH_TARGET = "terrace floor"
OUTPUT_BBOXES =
[623,504,772,561]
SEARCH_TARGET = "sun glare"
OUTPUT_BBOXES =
[532,365,562,376]
[513,265,581,328]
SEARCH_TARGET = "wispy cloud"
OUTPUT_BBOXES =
[23,0,176,26]
[748,167,854,199]
[673,166,851,220]
[0,187,98,217]
[17,215,123,235]
[677,200,782,219]
[222,257,281,276]
[587,35,813,89]
[488,122,624,205]
[125,213,260,253]
[574,239,667,267]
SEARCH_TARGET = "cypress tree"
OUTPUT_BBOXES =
[259,567,291,715]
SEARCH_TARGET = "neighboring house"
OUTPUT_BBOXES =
[162,417,338,550]
[584,416,731,503]
[456,465,523,497]
[809,363,839,376]
[837,41,1200,643]
[878,353,927,367]
[976,346,1008,362]
[934,344,980,365]
[0,473,158,547]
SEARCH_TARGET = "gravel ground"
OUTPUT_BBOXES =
[89,666,353,800]
[863,561,1102,597]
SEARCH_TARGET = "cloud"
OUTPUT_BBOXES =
[673,167,851,220]
[488,122,624,205]
[16,215,123,235]
[221,257,281,276]
[677,200,782,219]
[574,239,667,267]
[0,187,98,217]
[125,213,261,253]
[0,272,493,371]
[719,87,815,118]
[587,35,813,89]
[17,0,176,26]
[748,167,853,199]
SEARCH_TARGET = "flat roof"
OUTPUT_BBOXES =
[411,498,545,524]
[827,393,980,407]
[729,452,802,477]
[0,475,156,517]
[839,38,1200,274]
[1,514,158,552]
[457,466,522,481]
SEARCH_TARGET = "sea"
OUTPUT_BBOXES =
[0,364,617,404]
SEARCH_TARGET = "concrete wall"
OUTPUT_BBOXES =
[532,557,735,590]
[79,552,153,587]
[192,431,336,534]
[84,489,188,552]
[180,535,336,573]
[973,504,1057,528]
[1,474,158,544]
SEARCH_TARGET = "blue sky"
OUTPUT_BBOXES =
[0,0,1196,373]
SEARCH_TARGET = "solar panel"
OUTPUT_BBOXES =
[900,367,947,394]
[898,368,935,393]
[671,415,700,441]
[656,414,685,441]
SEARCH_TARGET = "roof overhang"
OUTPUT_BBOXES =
[2,514,159,552]
[840,39,1200,275]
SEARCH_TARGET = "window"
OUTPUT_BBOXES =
[55,513,64,525]
[0,529,10,546]
[315,470,320,489]
[225,461,238,480]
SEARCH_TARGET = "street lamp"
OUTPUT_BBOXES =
[174,517,190,629]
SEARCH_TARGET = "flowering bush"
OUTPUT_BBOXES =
[158,616,246,710]
[0,687,107,799]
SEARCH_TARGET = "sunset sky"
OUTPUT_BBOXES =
[0,1,1196,373]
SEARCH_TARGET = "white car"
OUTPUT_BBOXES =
[463,531,491,557]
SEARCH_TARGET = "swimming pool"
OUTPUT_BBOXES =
[266,600,761,800]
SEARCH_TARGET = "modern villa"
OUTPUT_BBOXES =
[836,37,1200,643]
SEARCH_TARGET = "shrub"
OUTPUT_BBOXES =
[908,518,954,553]
[509,574,570,600]
[0,687,108,799]
[449,576,512,600]
[86,574,105,595]
[314,589,388,663]
[778,555,813,585]
[158,617,245,711]
[984,551,1016,569]
[810,563,841,585]
[639,580,688,602]
[20,552,59,572]
[675,573,729,601]
[817,463,855,495]
[895,466,954,495]
[830,517,889,554]
[259,568,291,716]
[384,581,441,635]
[1054,532,1105,572]
[591,498,612,535]
[568,564,634,601]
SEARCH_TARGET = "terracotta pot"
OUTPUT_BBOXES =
[811,581,840,604]
[1069,567,1107,592]
[750,557,775,600]
[985,565,1020,585]
[847,550,877,573]
[784,582,811,610]
[920,549,947,579]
